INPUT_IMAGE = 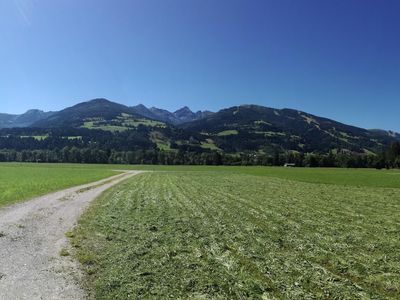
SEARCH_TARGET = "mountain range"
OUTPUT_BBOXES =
[131,104,213,125]
[0,98,398,155]
[0,100,212,128]
[0,110,55,128]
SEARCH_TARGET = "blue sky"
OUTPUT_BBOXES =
[1,0,399,131]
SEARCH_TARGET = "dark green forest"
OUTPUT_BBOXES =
[1,127,399,168]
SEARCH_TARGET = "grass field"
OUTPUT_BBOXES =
[131,165,400,189]
[0,163,128,207]
[71,168,400,299]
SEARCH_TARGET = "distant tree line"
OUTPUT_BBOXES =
[0,127,399,168]
[0,142,399,168]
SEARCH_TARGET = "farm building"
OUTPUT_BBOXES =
[284,163,296,167]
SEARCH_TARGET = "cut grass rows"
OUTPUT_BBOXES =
[131,165,400,189]
[71,171,400,299]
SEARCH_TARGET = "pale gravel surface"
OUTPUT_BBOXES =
[0,170,142,300]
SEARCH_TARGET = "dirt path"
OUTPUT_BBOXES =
[0,170,142,300]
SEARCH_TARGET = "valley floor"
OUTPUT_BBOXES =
[0,165,399,299]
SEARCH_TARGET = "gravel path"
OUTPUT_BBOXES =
[0,170,142,300]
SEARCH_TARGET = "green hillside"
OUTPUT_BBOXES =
[181,105,398,154]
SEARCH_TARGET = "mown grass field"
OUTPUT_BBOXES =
[71,167,400,299]
[0,163,130,207]
[131,165,400,189]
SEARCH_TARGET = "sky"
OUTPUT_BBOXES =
[0,0,399,131]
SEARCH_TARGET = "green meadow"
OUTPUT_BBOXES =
[0,163,129,207]
[70,167,400,299]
